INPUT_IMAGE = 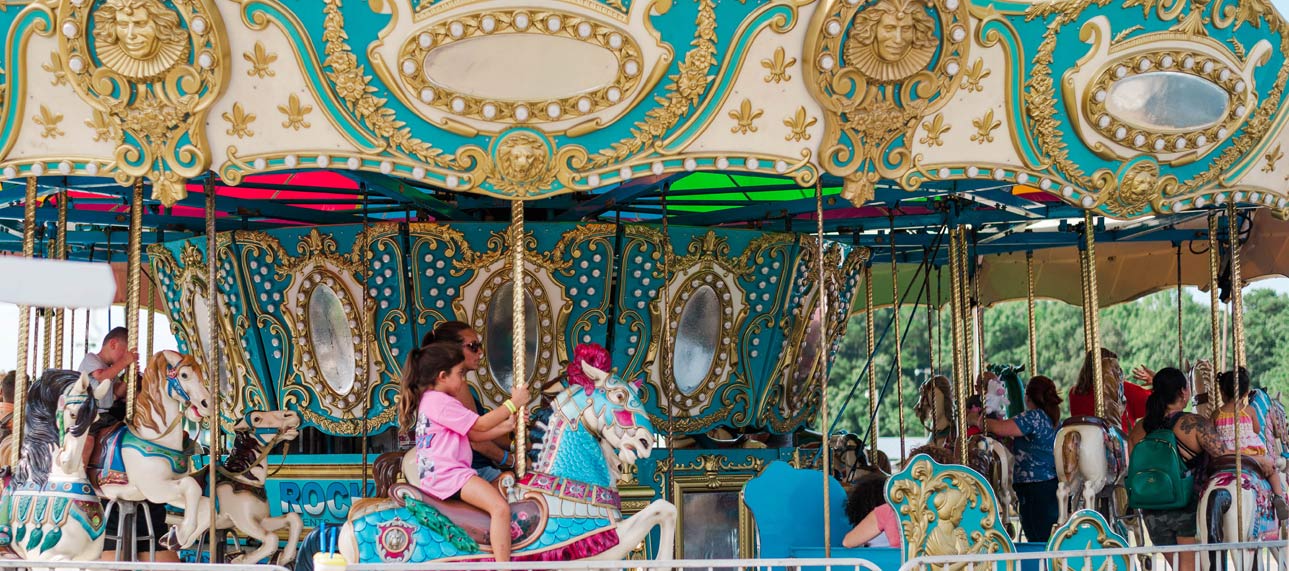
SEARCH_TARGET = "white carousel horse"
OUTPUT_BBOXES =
[338,351,677,564]
[915,375,956,449]
[8,370,112,561]
[87,350,212,548]
[177,409,303,565]
[1054,356,1128,526]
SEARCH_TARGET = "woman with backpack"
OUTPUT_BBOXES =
[969,375,1062,542]
[1127,368,1225,571]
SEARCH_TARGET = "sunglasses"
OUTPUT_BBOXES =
[463,341,483,353]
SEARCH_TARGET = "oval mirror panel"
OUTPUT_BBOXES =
[308,284,356,395]
[423,35,619,102]
[788,305,823,410]
[1105,72,1229,132]
[673,285,721,394]
[486,282,539,390]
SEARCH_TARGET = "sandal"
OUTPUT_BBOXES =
[1273,495,1289,521]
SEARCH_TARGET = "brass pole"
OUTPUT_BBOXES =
[55,188,67,368]
[1208,212,1223,408]
[12,177,37,467]
[816,181,831,555]
[959,232,976,384]
[661,183,674,504]
[1083,212,1105,419]
[889,217,904,461]
[204,177,221,555]
[41,307,51,372]
[360,187,373,494]
[925,249,935,377]
[511,200,528,477]
[1227,202,1245,370]
[126,180,143,409]
[864,264,876,457]
[1176,244,1184,370]
[1026,251,1038,376]
[948,228,968,466]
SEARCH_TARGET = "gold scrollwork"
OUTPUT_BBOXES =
[395,9,643,126]
[59,0,228,206]
[652,454,767,488]
[889,457,1012,566]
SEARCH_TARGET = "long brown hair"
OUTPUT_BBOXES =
[1027,375,1062,427]
[398,342,465,428]
[1073,348,1119,395]
[420,320,472,347]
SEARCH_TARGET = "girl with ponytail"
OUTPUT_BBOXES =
[968,375,1062,541]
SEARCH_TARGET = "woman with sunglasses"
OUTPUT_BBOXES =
[420,321,512,482]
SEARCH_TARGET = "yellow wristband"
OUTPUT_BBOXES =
[503,399,518,415]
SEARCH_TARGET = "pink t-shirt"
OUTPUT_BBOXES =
[874,504,901,548]
[415,390,480,500]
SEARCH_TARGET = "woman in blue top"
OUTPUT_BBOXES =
[970,375,1062,542]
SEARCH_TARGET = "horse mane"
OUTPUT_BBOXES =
[132,351,181,432]
[15,369,82,488]
[222,431,262,477]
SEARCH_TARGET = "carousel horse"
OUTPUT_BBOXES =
[176,409,303,565]
[7,370,111,561]
[338,349,677,564]
[86,350,212,549]
[1054,355,1128,525]
[916,376,956,449]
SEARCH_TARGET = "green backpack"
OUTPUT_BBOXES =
[1126,417,1194,510]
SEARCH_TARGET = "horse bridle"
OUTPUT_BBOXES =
[221,413,294,481]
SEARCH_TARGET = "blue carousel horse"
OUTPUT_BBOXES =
[5,369,111,561]
[338,349,677,564]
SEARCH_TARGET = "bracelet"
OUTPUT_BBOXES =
[503,399,518,415]
[502,450,509,466]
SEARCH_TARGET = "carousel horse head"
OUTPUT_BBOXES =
[1191,359,1218,418]
[15,370,106,487]
[561,344,655,481]
[1076,348,1125,427]
[915,375,955,434]
[225,409,302,479]
[132,350,211,432]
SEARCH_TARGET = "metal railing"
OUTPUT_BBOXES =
[0,561,290,571]
[347,557,884,571]
[898,540,1289,571]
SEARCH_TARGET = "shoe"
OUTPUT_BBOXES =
[1273,495,1289,520]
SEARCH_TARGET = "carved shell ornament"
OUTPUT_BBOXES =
[58,0,228,207]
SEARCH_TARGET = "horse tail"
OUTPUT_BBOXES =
[372,451,404,498]
[1061,431,1082,482]
[1205,487,1232,568]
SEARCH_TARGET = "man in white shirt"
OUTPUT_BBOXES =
[77,327,137,413]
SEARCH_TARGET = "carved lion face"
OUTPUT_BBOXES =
[497,134,548,183]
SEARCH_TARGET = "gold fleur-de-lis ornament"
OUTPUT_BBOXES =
[223,103,257,138]
[729,98,764,134]
[244,42,278,79]
[279,94,313,130]
[784,107,817,141]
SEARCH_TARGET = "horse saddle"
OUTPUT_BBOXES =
[1062,415,1113,430]
[1212,454,1274,482]
[387,483,547,550]
[86,423,129,490]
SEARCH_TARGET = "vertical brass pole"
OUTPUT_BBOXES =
[204,178,221,555]
[864,264,876,457]
[1227,202,1245,370]
[959,232,975,384]
[1208,212,1223,407]
[41,307,51,372]
[1026,251,1038,376]
[888,218,904,461]
[1083,212,1105,419]
[816,181,831,555]
[925,249,935,377]
[126,180,143,405]
[1176,244,1184,370]
[511,200,528,477]
[55,188,67,368]
[661,183,674,504]
[12,177,38,467]
[948,228,968,466]
[360,187,373,494]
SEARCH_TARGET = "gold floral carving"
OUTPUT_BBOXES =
[970,109,1000,144]
[888,457,1012,566]
[784,107,817,141]
[34,105,65,139]
[60,0,228,206]
[1264,144,1282,173]
[920,113,949,146]
[843,0,938,83]
[86,110,116,142]
[961,58,989,92]
[279,94,313,130]
[244,42,277,78]
[42,51,68,86]
[729,99,764,134]
[652,454,767,488]
[762,47,796,83]
[222,102,256,138]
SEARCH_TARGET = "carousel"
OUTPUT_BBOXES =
[0,0,1287,566]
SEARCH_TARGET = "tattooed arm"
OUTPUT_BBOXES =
[1177,412,1226,458]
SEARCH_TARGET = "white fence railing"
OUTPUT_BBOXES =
[0,561,290,571]
[346,557,883,571]
[899,540,1289,571]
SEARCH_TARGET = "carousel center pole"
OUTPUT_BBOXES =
[1082,212,1105,419]
[1207,212,1222,408]
[816,180,831,556]
[511,200,528,477]
[12,177,38,467]
[204,177,221,555]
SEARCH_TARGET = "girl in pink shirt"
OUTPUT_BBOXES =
[843,472,902,548]
[399,342,532,562]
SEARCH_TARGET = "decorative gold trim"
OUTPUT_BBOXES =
[655,454,763,559]
[762,46,796,83]
[243,41,278,78]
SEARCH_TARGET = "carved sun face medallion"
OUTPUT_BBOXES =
[91,0,190,80]
[844,0,938,82]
